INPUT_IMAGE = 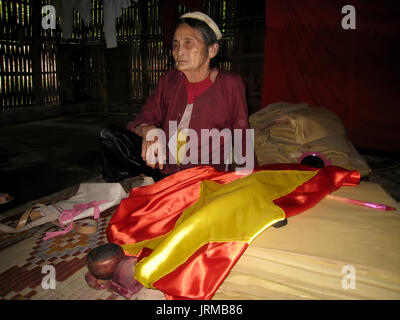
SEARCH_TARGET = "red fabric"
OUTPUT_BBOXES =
[107,164,360,300]
[262,0,400,151]
[155,242,249,300]
[185,74,213,104]
[107,166,247,246]
[273,165,360,218]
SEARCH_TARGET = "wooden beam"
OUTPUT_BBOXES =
[100,44,109,115]
[31,0,44,105]
[140,0,150,101]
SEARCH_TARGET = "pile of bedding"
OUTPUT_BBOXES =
[250,102,371,176]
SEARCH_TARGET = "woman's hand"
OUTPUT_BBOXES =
[136,125,166,170]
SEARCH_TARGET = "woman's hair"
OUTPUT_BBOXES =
[177,17,220,49]
[176,17,225,67]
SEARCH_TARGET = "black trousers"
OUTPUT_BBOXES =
[99,125,166,182]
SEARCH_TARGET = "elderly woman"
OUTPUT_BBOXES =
[100,12,254,183]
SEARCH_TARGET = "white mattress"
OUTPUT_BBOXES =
[214,181,400,300]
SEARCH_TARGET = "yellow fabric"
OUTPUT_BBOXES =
[214,181,400,300]
[125,170,317,288]
[123,236,165,256]
[176,129,187,166]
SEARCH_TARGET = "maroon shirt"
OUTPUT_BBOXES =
[131,68,255,175]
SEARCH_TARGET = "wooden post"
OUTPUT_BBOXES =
[128,41,134,114]
[100,38,109,115]
[31,0,44,106]
[140,0,150,101]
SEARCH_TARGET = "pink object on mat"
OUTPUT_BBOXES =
[327,195,396,211]
[110,256,143,299]
[43,200,108,240]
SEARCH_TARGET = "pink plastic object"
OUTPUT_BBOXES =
[43,200,108,240]
[110,256,144,299]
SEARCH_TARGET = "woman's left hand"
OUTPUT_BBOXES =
[141,126,166,170]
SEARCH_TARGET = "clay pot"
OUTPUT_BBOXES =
[86,243,125,280]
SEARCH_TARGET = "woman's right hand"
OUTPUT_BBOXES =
[136,125,166,170]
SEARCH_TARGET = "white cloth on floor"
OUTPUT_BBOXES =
[0,183,127,234]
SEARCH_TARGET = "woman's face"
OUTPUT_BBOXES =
[172,23,216,75]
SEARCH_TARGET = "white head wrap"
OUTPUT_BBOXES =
[179,11,223,40]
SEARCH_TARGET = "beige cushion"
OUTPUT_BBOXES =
[250,102,371,176]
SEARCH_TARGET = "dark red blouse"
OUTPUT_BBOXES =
[131,68,254,175]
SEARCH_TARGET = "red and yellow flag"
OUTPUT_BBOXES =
[106,164,360,300]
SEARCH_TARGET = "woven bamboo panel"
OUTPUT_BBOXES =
[0,0,237,112]
[0,0,34,109]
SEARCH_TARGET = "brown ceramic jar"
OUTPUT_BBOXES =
[86,243,125,280]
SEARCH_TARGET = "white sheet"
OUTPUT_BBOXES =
[214,181,400,300]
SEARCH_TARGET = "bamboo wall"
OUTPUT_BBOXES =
[1,0,34,109]
[0,0,239,115]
